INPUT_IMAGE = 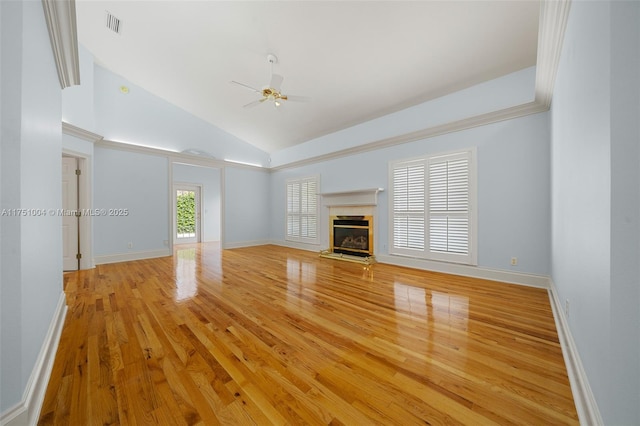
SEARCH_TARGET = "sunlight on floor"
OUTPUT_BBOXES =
[175,247,197,301]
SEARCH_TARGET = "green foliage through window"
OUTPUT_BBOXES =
[177,191,195,234]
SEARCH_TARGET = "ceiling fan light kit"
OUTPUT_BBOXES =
[231,53,309,109]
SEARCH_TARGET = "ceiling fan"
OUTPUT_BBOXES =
[231,54,309,109]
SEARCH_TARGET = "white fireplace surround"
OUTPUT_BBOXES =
[321,189,383,251]
[320,189,382,263]
[320,188,383,208]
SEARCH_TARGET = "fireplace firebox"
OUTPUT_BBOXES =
[330,215,373,257]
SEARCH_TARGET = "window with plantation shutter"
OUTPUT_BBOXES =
[390,149,476,265]
[286,176,319,244]
[391,161,425,254]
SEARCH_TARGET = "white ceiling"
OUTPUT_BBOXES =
[76,1,540,154]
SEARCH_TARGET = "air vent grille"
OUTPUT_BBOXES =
[105,11,121,34]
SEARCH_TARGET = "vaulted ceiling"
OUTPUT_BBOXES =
[76,1,540,154]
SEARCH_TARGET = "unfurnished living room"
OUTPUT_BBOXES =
[1,0,639,425]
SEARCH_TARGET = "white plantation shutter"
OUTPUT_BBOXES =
[286,176,319,243]
[287,181,300,237]
[300,179,318,239]
[428,153,470,260]
[390,150,475,264]
[392,162,425,253]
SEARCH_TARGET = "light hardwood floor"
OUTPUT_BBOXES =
[39,243,578,425]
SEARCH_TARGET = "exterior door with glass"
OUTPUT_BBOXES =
[174,185,201,244]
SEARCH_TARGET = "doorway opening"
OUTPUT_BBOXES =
[174,185,201,244]
[171,163,222,248]
[62,156,80,270]
[61,151,92,270]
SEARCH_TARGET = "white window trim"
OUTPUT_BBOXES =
[389,148,477,266]
[285,175,320,244]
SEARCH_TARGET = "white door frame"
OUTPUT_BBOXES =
[62,149,93,269]
[62,156,79,270]
[173,183,202,245]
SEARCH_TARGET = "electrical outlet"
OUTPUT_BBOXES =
[510,257,518,266]
[127,242,133,249]
[565,299,570,319]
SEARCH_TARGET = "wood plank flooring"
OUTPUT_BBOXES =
[39,243,578,425]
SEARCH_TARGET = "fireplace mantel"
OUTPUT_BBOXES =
[321,188,384,207]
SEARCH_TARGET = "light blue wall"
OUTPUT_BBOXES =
[94,147,266,255]
[270,67,536,167]
[551,1,640,423]
[224,167,271,246]
[61,45,96,132]
[62,133,95,157]
[62,45,273,253]
[271,111,550,275]
[0,2,23,409]
[92,63,270,167]
[1,0,24,411]
[609,2,640,422]
[173,163,221,242]
[42,6,640,422]
[94,147,169,256]
[62,46,271,165]
[0,0,63,412]
[269,153,389,251]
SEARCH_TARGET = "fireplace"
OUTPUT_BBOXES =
[330,215,373,257]
[320,188,382,264]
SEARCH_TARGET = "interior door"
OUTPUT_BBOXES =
[174,185,201,244]
[62,156,79,271]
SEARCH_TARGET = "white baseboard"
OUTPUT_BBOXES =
[268,239,322,253]
[1,292,67,426]
[222,239,270,250]
[261,241,549,288]
[263,243,596,423]
[548,280,603,426]
[94,248,171,265]
[376,254,550,288]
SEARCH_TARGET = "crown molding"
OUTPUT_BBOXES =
[271,1,571,171]
[41,0,80,88]
[535,0,572,108]
[271,101,547,171]
[95,139,266,170]
[62,122,103,143]
[96,139,189,159]
[50,1,571,171]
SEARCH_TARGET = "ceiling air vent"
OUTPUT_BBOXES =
[105,11,121,34]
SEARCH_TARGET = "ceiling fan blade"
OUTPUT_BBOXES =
[270,73,284,91]
[283,95,311,102]
[231,80,261,93]
[243,98,267,108]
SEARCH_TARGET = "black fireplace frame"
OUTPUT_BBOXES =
[329,215,374,257]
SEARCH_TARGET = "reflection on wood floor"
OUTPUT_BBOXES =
[39,243,578,425]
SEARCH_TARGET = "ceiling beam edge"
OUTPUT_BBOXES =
[273,1,573,171]
[271,101,547,171]
[62,122,103,143]
[95,139,264,171]
[535,0,572,108]
[58,1,572,172]
[42,0,81,88]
